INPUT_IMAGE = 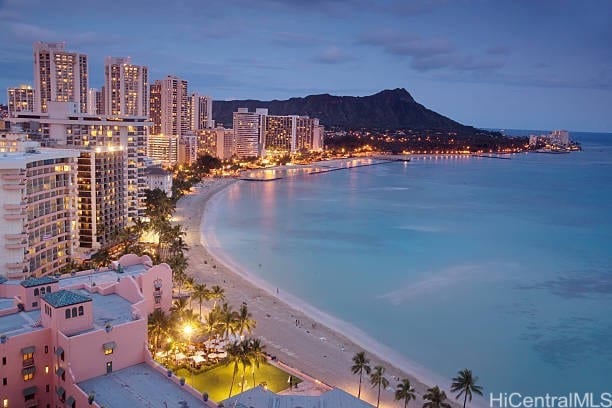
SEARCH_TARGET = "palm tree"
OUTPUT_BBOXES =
[395,378,417,408]
[147,309,170,353]
[370,365,389,408]
[204,308,221,338]
[218,303,238,340]
[209,285,225,308]
[351,351,371,399]
[423,386,451,408]
[236,303,256,337]
[239,341,252,393]
[192,283,210,318]
[170,297,189,320]
[248,338,266,388]
[451,369,484,408]
[226,341,243,398]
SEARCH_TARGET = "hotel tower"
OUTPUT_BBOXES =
[33,42,88,114]
[104,57,149,117]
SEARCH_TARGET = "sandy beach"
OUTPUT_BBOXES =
[175,177,457,408]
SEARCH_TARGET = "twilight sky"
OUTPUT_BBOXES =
[0,0,611,132]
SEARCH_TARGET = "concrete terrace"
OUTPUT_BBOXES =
[0,310,41,336]
[58,263,148,289]
[78,363,208,408]
[67,289,134,336]
[223,386,375,408]
[0,297,14,310]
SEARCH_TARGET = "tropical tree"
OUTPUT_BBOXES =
[351,351,371,399]
[395,378,417,408]
[170,297,189,320]
[248,338,266,388]
[148,309,170,353]
[236,303,256,337]
[451,369,484,408]
[192,283,210,318]
[218,303,238,340]
[204,307,222,338]
[370,365,389,408]
[239,341,252,393]
[209,285,225,308]
[423,386,451,408]
[226,341,243,398]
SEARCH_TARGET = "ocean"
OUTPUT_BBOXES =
[203,131,612,398]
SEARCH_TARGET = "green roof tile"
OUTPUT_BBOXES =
[42,290,91,308]
[20,276,58,288]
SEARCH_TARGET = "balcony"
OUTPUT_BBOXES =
[5,233,28,240]
[3,182,25,191]
[1,173,26,182]
[3,203,27,211]
[6,261,27,270]
[5,241,27,250]
[4,212,27,221]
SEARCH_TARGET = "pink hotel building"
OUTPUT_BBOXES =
[0,254,212,408]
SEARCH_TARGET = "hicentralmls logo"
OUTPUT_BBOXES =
[490,393,612,408]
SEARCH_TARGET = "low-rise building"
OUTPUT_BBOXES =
[0,254,177,408]
[145,167,173,197]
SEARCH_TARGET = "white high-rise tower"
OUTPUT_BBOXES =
[104,57,149,117]
[33,41,88,113]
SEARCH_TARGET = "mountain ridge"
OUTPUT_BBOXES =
[212,88,474,131]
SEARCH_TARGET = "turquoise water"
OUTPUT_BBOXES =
[205,132,612,396]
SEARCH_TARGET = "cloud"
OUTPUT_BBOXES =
[270,31,322,47]
[359,30,505,73]
[486,45,511,55]
[359,30,453,58]
[312,46,354,64]
[6,22,58,42]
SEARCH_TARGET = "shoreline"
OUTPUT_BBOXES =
[177,176,463,407]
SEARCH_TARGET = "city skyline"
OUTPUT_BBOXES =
[0,0,611,132]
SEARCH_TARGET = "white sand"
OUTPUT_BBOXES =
[176,177,463,408]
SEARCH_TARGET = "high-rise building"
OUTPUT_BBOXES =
[263,115,295,155]
[261,115,321,156]
[10,102,149,223]
[33,41,88,113]
[76,146,127,249]
[87,88,105,115]
[7,85,35,116]
[178,134,198,165]
[104,57,149,117]
[190,93,213,130]
[233,108,266,158]
[147,134,178,166]
[218,127,235,160]
[150,76,189,137]
[0,137,79,279]
[149,82,161,135]
[196,128,218,157]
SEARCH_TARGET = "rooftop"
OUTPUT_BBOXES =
[78,363,209,408]
[146,166,171,176]
[58,263,149,289]
[223,386,375,408]
[0,310,41,336]
[20,276,59,288]
[42,290,91,308]
[80,289,134,328]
